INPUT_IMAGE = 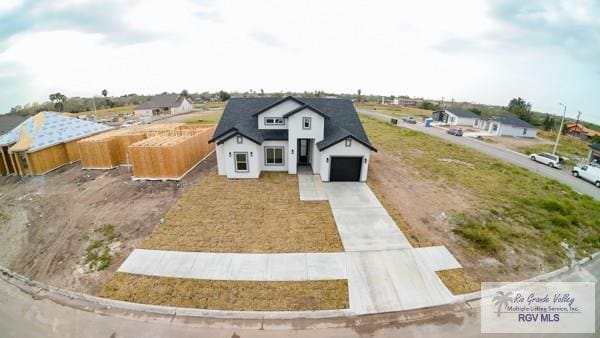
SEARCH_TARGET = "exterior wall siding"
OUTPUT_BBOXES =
[287,109,325,174]
[499,124,537,138]
[257,100,302,129]
[221,135,260,179]
[260,140,288,172]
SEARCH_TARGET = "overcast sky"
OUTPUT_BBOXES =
[0,0,599,123]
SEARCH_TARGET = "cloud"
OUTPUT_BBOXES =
[251,31,284,48]
[0,0,163,48]
[434,1,600,66]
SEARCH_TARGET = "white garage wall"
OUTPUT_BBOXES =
[221,135,260,179]
[319,139,371,182]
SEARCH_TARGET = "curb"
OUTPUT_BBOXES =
[0,266,473,329]
[455,251,599,305]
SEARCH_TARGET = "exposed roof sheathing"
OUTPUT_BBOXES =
[0,111,112,152]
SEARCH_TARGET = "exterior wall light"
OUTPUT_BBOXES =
[291,149,294,155]
[250,152,253,157]
[228,152,231,157]
[364,158,367,163]
[326,157,329,163]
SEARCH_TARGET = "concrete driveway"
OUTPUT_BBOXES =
[323,182,412,251]
[360,109,600,200]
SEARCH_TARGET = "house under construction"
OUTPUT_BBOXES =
[0,111,112,176]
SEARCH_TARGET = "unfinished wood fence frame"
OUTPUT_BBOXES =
[128,125,216,180]
[77,124,216,180]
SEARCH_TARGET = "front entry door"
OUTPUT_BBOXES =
[298,139,310,164]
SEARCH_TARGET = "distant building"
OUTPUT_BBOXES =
[432,108,479,126]
[392,98,418,107]
[134,94,193,121]
[565,123,600,140]
[474,115,537,138]
[0,114,27,135]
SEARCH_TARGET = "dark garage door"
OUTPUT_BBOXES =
[330,157,362,181]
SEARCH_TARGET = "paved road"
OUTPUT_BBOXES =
[1,258,598,337]
[360,109,600,200]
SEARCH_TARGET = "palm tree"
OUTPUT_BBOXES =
[492,291,513,317]
[49,92,67,112]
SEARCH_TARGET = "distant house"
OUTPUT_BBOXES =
[589,143,600,164]
[134,94,193,121]
[565,123,600,140]
[0,114,28,135]
[432,108,479,126]
[474,115,537,138]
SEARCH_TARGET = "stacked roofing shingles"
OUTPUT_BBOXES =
[211,96,376,151]
[0,111,112,152]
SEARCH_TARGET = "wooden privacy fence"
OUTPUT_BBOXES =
[128,126,215,180]
[77,124,216,180]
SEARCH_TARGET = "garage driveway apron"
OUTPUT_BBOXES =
[117,173,461,315]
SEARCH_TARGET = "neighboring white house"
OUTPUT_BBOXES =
[431,108,479,126]
[474,115,537,138]
[134,94,193,121]
[210,96,377,182]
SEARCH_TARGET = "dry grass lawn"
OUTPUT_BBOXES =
[141,171,343,252]
[102,272,348,311]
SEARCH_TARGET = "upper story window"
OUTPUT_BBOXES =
[236,135,243,144]
[345,138,352,147]
[264,117,284,125]
[303,117,311,129]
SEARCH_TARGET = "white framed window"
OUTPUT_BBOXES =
[345,138,352,147]
[264,117,284,125]
[236,135,243,144]
[234,152,249,172]
[303,117,311,129]
[264,147,284,166]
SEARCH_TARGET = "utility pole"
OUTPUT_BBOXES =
[552,103,567,155]
[574,111,582,137]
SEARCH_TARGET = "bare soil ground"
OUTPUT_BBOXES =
[141,172,343,252]
[102,272,348,311]
[0,155,217,295]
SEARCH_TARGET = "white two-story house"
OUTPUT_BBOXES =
[209,96,377,181]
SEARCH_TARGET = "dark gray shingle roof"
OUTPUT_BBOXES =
[487,115,535,128]
[0,114,28,135]
[135,94,189,110]
[211,96,375,151]
[444,108,480,118]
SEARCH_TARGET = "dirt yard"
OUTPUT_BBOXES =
[102,272,348,311]
[141,172,343,252]
[0,155,217,295]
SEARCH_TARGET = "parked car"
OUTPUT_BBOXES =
[121,120,140,128]
[402,116,417,124]
[446,128,463,136]
[572,165,600,187]
[530,152,563,169]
